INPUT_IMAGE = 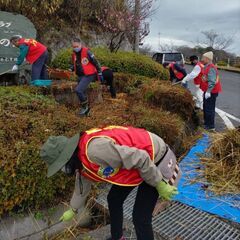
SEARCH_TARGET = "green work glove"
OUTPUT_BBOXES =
[60,208,76,221]
[156,181,179,201]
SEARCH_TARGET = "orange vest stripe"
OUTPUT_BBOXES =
[18,38,46,64]
[78,126,154,186]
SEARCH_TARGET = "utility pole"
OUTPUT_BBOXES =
[158,32,161,51]
[133,0,140,53]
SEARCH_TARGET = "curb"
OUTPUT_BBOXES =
[0,204,91,240]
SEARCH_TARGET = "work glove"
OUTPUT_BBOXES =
[60,208,76,221]
[204,92,211,99]
[181,77,187,85]
[12,64,18,71]
[156,181,179,201]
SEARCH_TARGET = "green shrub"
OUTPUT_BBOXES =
[140,81,195,121]
[217,61,227,66]
[51,47,169,80]
[114,72,153,93]
[0,80,198,216]
[0,87,86,215]
[129,102,187,153]
[113,73,197,124]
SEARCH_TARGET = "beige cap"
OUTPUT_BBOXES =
[202,51,213,61]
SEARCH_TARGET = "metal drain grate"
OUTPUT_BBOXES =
[96,188,240,240]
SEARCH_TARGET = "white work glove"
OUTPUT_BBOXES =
[205,92,211,99]
[12,65,18,71]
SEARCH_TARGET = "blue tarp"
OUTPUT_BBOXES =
[174,134,240,223]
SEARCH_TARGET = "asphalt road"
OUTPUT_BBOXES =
[185,65,240,130]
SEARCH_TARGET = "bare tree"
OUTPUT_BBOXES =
[96,0,154,52]
[159,41,176,52]
[139,44,153,55]
[201,29,234,50]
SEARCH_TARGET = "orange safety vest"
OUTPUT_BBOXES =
[200,63,222,93]
[169,62,184,80]
[18,38,47,64]
[72,47,97,76]
[78,126,155,186]
[194,62,204,85]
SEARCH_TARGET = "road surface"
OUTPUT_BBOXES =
[185,65,240,130]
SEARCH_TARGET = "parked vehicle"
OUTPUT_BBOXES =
[152,52,185,67]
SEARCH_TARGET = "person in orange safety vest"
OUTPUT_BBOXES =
[41,125,181,240]
[10,36,48,81]
[181,55,204,109]
[201,51,222,131]
[71,37,103,116]
[163,62,187,88]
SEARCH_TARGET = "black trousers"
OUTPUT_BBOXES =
[102,69,116,98]
[107,182,159,240]
[203,92,218,129]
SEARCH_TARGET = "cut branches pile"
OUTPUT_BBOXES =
[199,128,240,195]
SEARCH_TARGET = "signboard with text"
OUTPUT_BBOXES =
[0,11,36,74]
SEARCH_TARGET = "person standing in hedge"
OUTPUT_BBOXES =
[163,62,187,87]
[71,38,104,116]
[40,125,181,240]
[181,56,204,109]
[200,51,222,131]
[10,36,48,81]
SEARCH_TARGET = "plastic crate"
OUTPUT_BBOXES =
[30,80,52,87]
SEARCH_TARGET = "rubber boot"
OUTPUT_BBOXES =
[79,101,90,117]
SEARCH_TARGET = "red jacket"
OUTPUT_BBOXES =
[194,62,204,85]
[18,38,46,64]
[169,62,185,80]
[78,126,154,186]
[72,47,97,76]
[200,63,222,93]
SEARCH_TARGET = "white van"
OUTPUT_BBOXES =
[152,52,185,67]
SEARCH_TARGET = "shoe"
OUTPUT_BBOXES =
[79,106,90,116]
[207,128,216,133]
[204,126,216,132]
[79,100,90,117]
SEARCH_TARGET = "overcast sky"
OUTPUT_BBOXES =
[144,0,240,55]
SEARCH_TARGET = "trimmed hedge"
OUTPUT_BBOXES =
[51,47,169,80]
[0,87,85,215]
[217,61,227,67]
[0,60,198,215]
[114,73,198,124]
[0,83,197,215]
